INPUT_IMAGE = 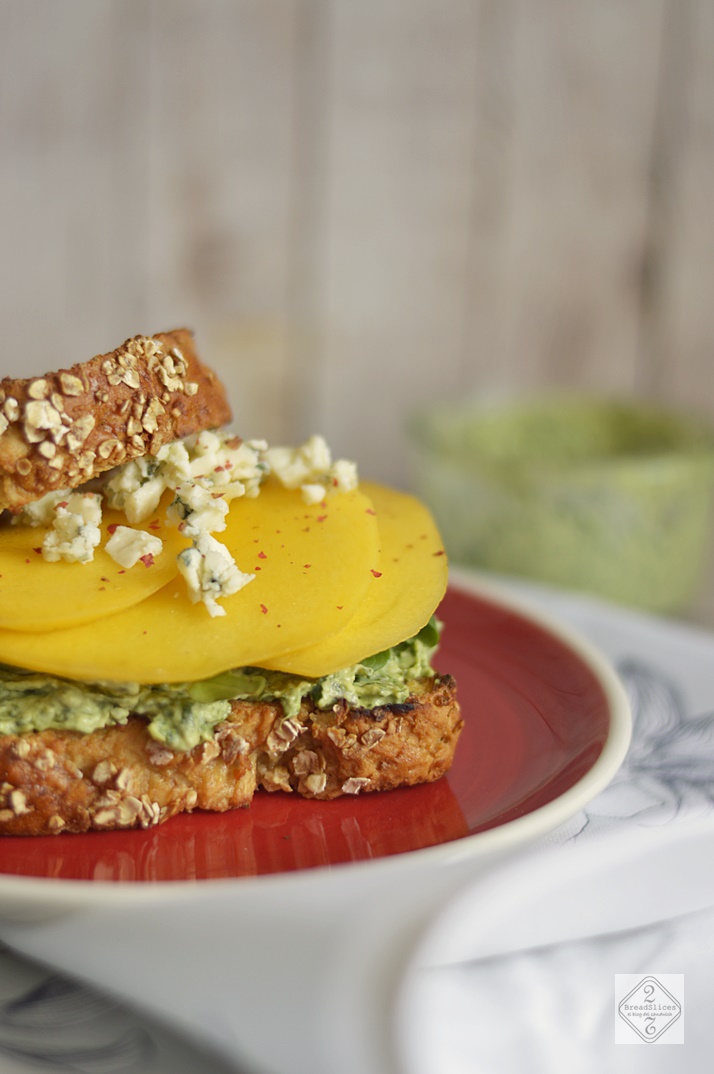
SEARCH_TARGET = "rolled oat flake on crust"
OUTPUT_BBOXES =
[0,328,231,512]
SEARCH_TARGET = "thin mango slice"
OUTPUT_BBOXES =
[0,495,188,632]
[0,481,379,682]
[262,481,448,677]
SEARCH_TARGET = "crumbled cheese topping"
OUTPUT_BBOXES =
[42,493,102,564]
[12,489,70,528]
[331,457,359,492]
[265,434,358,504]
[103,461,166,524]
[177,534,254,617]
[13,430,358,614]
[168,484,230,538]
[105,526,164,569]
[103,431,268,523]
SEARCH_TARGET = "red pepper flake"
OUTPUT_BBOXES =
[332,478,338,487]
[254,565,262,571]
[107,523,118,535]
[316,515,327,523]
[149,520,161,530]
[257,550,267,560]
[118,569,126,575]
[140,554,155,568]
[337,605,344,610]
[433,549,446,556]
[25,558,31,564]
[370,569,383,578]
[303,563,312,569]
[100,576,110,582]
[32,547,42,555]
[366,508,376,515]
[56,501,68,510]
[260,603,268,615]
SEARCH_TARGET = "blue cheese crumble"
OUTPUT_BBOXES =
[177,533,254,617]
[41,492,102,564]
[105,526,164,569]
[265,434,358,504]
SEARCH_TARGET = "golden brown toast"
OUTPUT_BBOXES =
[0,329,231,512]
[0,675,461,835]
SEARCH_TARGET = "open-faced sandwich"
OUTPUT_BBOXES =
[0,330,461,834]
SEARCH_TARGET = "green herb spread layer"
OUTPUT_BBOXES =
[0,619,441,752]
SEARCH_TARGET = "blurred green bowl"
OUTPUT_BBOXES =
[407,397,714,613]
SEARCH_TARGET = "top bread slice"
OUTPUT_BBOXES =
[0,329,232,512]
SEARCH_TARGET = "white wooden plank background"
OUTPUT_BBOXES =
[309,0,483,483]
[641,0,714,412]
[145,0,301,445]
[472,0,665,395]
[0,0,713,614]
[0,0,151,372]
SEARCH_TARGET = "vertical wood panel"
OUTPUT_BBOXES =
[304,0,482,486]
[146,0,301,443]
[0,0,151,375]
[284,0,333,446]
[639,0,714,414]
[456,0,520,389]
[464,0,666,396]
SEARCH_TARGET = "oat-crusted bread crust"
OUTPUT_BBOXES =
[0,675,462,835]
[0,329,231,512]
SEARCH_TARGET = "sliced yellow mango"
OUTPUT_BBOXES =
[0,481,379,683]
[262,481,448,677]
[0,495,188,632]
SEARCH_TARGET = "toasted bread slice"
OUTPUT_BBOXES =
[0,675,461,835]
[0,329,231,512]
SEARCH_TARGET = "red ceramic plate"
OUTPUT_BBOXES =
[0,579,629,884]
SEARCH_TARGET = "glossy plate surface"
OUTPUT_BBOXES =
[0,577,630,886]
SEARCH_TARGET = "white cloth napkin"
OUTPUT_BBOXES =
[1,575,714,1074]
[395,577,714,1073]
[397,817,714,1074]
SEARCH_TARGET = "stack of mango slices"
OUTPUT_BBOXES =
[0,480,448,685]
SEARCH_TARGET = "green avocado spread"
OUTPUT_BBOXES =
[0,619,441,752]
